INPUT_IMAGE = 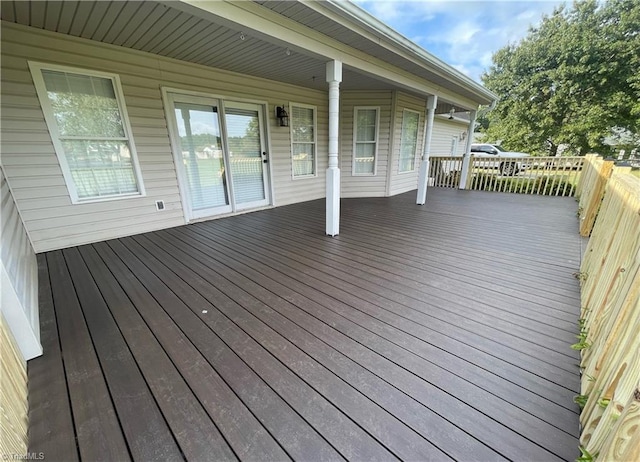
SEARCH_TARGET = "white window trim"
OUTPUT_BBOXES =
[398,109,421,174]
[289,102,318,180]
[28,61,145,204]
[352,106,380,176]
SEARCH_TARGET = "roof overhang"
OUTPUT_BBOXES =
[0,0,497,112]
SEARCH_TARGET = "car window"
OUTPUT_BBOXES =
[494,145,507,152]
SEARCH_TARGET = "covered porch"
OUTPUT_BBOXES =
[30,188,582,461]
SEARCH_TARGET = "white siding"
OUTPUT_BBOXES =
[0,167,41,360]
[340,91,392,198]
[1,22,329,252]
[388,92,426,196]
[432,117,469,156]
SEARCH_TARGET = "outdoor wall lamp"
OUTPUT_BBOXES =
[448,108,455,120]
[276,105,289,127]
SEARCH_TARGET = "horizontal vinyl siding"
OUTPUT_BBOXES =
[1,22,328,252]
[340,91,392,198]
[388,92,426,196]
[0,167,40,360]
[432,118,469,156]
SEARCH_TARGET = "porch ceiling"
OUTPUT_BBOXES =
[0,0,481,112]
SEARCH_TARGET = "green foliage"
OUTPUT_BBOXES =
[574,394,589,409]
[481,0,640,156]
[576,445,598,462]
[597,397,610,408]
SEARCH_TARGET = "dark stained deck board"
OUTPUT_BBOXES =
[136,231,502,461]
[222,213,580,359]
[91,241,292,462]
[27,256,78,462]
[153,225,578,459]
[77,244,238,462]
[29,188,582,461]
[195,221,578,392]
[206,215,580,368]
[96,239,348,462]
[46,251,131,462]
[114,235,447,462]
[165,223,579,435]
[62,248,184,461]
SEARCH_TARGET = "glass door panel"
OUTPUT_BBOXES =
[173,101,231,217]
[224,102,268,209]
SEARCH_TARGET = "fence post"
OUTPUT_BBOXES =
[580,158,614,236]
[458,109,476,189]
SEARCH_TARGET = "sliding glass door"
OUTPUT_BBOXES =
[165,92,270,220]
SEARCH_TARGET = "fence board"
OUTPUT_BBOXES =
[577,165,640,460]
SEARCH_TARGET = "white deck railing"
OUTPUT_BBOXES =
[429,155,585,196]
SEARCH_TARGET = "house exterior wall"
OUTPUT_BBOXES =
[432,118,469,156]
[1,22,329,253]
[1,167,41,360]
[388,91,427,196]
[340,90,393,198]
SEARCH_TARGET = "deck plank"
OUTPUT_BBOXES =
[27,255,78,462]
[92,241,290,462]
[29,189,582,461]
[62,247,184,461]
[77,244,236,461]
[169,223,576,460]
[46,251,131,462]
[163,223,580,435]
[115,235,428,461]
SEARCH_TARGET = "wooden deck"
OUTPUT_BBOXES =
[28,188,584,461]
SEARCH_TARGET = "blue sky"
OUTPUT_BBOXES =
[355,0,568,83]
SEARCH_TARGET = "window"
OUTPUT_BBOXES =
[399,110,420,173]
[353,107,379,175]
[290,104,316,177]
[29,62,144,202]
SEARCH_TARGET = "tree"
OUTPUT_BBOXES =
[481,0,640,156]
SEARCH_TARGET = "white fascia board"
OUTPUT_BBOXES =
[308,0,497,105]
[174,0,481,110]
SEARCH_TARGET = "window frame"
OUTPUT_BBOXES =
[352,106,380,176]
[398,109,421,174]
[29,61,145,204]
[289,102,318,179]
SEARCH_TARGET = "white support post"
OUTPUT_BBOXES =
[326,60,342,236]
[417,95,437,204]
[458,109,477,189]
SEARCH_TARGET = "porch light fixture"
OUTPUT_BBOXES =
[448,108,455,120]
[276,105,289,127]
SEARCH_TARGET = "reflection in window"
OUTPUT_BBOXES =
[33,66,143,201]
[354,107,379,175]
[399,110,419,173]
[291,104,316,177]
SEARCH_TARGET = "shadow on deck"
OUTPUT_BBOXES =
[29,188,583,461]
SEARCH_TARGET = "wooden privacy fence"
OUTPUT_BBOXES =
[429,155,584,196]
[576,154,615,236]
[577,168,640,461]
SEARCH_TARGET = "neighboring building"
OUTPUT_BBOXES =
[0,0,496,361]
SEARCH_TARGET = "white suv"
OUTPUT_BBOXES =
[470,144,530,175]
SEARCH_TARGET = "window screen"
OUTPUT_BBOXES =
[354,107,378,175]
[399,110,419,172]
[291,105,316,177]
[33,65,143,201]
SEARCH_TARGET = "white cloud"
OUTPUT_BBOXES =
[357,0,567,81]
